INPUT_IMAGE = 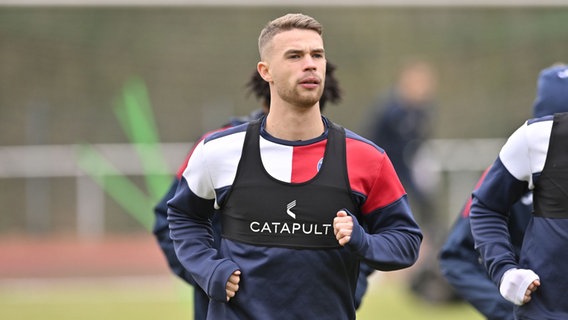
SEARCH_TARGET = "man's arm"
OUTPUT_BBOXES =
[438,168,514,318]
[152,178,196,285]
[167,140,241,303]
[470,159,527,285]
[470,122,543,306]
[337,153,422,271]
[439,213,515,319]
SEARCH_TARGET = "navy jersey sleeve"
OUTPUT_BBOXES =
[166,127,251,302]
[470,158,529,286]
[439,211,515,320]
[344,131,422,271]
[152,178,196,285]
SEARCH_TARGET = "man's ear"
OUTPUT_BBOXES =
[257,62,272,82]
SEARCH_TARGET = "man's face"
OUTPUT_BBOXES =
[263,29,326,109]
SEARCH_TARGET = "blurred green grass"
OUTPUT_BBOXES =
[0,275,483,320]
[357,275,483,320]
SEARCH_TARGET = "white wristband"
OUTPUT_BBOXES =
[499,268,539,306]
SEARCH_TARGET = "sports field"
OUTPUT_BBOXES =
[0,276,484,320]
[0,234,483,320]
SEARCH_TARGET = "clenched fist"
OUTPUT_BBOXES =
[226,270,241,302]
[333,210,353,246]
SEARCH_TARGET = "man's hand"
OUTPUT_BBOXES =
[226,270,241,302]
[333,210,353,246]
[499,268,540,305]
[522,279,541,304]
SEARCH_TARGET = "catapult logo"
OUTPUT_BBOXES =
[286,200,297,219]
[248,199,333,235]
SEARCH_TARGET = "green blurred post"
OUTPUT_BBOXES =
[76,77,171,232]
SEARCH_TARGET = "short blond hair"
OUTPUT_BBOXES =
[258,13,323,58]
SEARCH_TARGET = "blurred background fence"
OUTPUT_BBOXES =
[0,139,502,238]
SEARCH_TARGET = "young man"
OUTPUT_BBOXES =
[153,61,348,320]
[167,13,422,319]
[469,63,568,319]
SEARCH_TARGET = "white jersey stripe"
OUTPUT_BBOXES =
[498,119,552,189]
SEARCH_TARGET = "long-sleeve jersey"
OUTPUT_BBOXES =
[167,116,422,319]
[439,169,531,320]
[470,114,568,319]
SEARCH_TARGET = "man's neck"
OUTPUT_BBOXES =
[265,105,324,141]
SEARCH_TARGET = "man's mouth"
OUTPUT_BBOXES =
[299,77,320,88]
